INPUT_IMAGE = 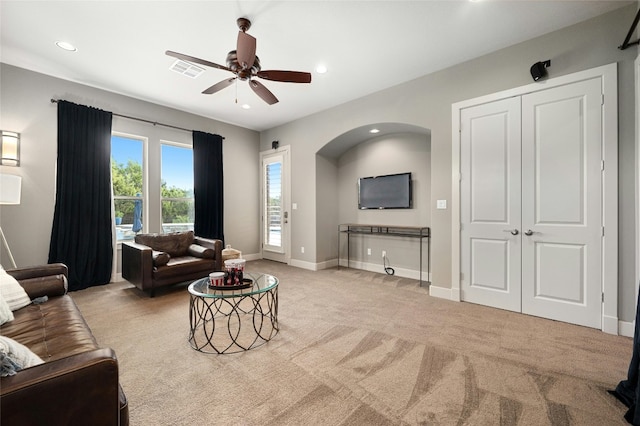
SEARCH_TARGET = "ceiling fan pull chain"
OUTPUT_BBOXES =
[235,77,238,104]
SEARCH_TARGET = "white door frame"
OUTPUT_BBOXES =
[260,145,291,264]
[451,63,618,334]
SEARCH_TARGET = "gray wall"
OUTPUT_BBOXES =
[259,5,638,320]
[335,132,431,275]
[0,64,261,270]
[338,133,431,227]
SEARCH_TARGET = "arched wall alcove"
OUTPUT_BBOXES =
[315,123,431,275]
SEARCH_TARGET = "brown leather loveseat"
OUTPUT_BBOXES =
[122,230,222,297]
[0,263,128,425]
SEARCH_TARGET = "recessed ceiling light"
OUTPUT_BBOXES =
[242,104,251,110]
[369,128,380,134]
[316,64,327,74]
[55,41,77,52]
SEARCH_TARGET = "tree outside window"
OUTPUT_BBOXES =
[112,135,144,241]
[161,143,194,233]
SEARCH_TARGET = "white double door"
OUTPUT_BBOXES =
[460,77,603,329]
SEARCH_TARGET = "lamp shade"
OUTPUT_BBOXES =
[1,131,20,166]
[0,174,22,205]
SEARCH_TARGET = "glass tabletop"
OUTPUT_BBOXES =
[188,272,278,299]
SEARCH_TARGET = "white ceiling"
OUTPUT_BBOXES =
[0,1,633,131]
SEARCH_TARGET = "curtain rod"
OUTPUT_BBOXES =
[50,99,225,139]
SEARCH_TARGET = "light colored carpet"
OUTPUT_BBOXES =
[70,260,632,425]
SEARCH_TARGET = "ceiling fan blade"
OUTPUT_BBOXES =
[257,70,312,83]
[166,50,232,72]
[202,77,236,95]
[249,80,279,105]
[236,31,256,70]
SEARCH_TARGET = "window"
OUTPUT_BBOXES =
[161,142,194,233]
[111,134,144,241]
[264,159,282,248]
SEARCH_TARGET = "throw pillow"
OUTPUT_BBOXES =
[135,231,195,257]
[188,244,214,259]
[0,269,31,311]
[0,335,44,377]
[0,293,14,325]
[152,250,170,267]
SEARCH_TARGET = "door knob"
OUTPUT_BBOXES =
[503,229,519,236]
[524,229,534,236]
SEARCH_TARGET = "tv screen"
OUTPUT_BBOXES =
[358,172,412,209]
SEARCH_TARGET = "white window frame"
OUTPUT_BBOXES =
[111,132,148,242]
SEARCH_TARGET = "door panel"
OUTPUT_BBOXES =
[460,97,522,312]
[534,96,585,224]
[521,78,602,329]
[470,238,510,292]
[535,242,585,303]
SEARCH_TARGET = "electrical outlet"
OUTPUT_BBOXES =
[367,248,371,256]
[301,246,305,253]
[382,250,387,258]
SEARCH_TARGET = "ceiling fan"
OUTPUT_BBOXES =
[166,17,312,105]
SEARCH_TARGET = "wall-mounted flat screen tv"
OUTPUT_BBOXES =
[358,172,412,209]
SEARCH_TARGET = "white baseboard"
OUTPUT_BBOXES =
[602,314,619,335]
[243,253,261,261]
[289,259,319,271]
[619,320,635,337]
[317,258,339,270]
[337,258,431,282]
[429,285,455,300]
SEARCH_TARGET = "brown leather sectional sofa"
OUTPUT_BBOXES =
[0,263,128,425]
[122,230,223,297]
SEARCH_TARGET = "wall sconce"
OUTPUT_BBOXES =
[1,131,20,166]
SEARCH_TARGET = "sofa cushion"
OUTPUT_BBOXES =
[0,335,44,377]
[135,231,195,257]
[152,250,170,267]
[2,296,99,362]
[0,269,31,311]
[153,257,215,281]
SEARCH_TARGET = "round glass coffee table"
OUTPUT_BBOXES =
[188,272,279,354]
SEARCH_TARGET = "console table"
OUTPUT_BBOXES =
[338,224,430,286]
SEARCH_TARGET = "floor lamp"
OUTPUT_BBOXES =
[0,174,21,268]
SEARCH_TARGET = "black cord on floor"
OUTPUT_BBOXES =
[383,254,395,275]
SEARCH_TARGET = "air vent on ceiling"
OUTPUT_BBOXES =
[169,59,205,78]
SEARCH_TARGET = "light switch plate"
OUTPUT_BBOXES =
[437,199,447,209]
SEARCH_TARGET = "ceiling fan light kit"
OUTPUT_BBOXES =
[166,17,311,105]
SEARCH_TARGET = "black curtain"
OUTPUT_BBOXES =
[48,101,113,291]
[193,131,224,242]
[611,288,640,425]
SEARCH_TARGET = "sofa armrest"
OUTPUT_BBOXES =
[6,264,68,299]
[122,241,153,289]
[194,237,223,271]
[0,348,122,426]
[6,263,68,281]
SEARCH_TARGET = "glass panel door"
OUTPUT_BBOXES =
[261,147,289,263]
[264,158,282,250]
